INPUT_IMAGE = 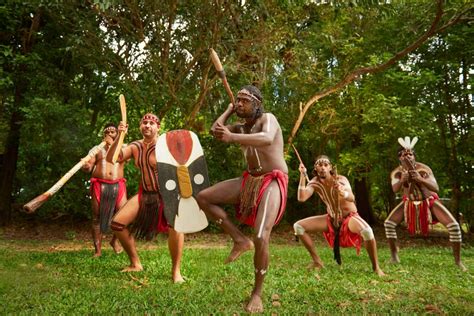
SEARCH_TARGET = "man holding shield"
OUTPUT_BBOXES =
[82,123,127,257]
[107,113,185,283]
[197,85,288,313]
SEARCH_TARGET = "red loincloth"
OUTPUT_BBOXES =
[236,169,288,227]
[90,177,127,208]
[403,193,439,236]
[323,213,362,255]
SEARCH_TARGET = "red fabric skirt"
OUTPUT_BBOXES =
[236,170,288,227]
[90,177,127,209]
[323,213,362,255]
[403,193,438,236]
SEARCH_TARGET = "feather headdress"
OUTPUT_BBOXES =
[398,136,418,150]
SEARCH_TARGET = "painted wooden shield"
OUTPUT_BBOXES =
[156,130,209,233]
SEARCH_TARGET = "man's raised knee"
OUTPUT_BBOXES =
[196,190,208,207]
[360,227,374,241]
[293,222,305,236]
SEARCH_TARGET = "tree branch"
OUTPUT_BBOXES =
[287,0,456,145]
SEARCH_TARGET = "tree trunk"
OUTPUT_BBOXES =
[0,9,41,226]
[0,108,23,226]
[354,177,375,225]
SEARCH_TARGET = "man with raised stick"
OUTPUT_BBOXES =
[294,154,384,276]
[384,136,466,271]
[107,113,185,283]
[81,123,126,257]
[197,85,288,313]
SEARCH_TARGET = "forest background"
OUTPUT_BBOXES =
[0,0,472,233]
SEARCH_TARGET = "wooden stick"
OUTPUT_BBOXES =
[209,48,235,105]
[291,144,310,182]
[23,142,106,213]
[111,94,127,163]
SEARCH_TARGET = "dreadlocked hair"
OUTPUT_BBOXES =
[241,84,264,119]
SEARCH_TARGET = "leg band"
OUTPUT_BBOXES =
[447,222,462,243]
[110,221,126,232]
[360,227,374,241]
[293,222,305,236]
[384,220,398,239]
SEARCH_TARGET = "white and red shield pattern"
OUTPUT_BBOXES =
[156,130,209,233]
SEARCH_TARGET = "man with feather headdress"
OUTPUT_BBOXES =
[384,136,466,271]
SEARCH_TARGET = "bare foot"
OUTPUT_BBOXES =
[306,260,324,270]
[374,268,386,276]
[110,240,123,254]
[224,239,254,264]
[390,254,400,264]
[120,264,143,272]
[93,252,102,258]
[456,261,467,272]
[245,293,264,313]
[173,274,185,284]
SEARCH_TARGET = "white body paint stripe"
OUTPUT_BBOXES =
[257,187,272,239]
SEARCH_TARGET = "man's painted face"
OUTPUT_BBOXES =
[235,89,260,119]
[314,159,332,179]
[103,127,118,140]
[399,149,415,163]
[140,119,159,138]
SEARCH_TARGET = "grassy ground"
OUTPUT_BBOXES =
[0,223,473,315]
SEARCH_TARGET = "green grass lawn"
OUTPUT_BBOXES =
[0,234,473,315]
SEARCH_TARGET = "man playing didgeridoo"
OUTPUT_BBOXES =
[107,113,185,283]
[384,136,466,271]
[196,85,288,313]
[82,123,126,257]
[294,155,385,276]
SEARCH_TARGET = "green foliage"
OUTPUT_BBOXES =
[0,238,473,314]
[0,1,472,228]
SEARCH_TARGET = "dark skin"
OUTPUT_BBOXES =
[386,149,466,271]
[106,119,185,282]
[295,161,385,276]
[197,91,287,313]
[82,128,126,257]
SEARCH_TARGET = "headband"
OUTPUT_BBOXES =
[140,113,160,125]
[237,89,261,103]
[315,158,331,166]
[103,126,117,133]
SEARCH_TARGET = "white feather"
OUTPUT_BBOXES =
[410,136,418,149]
[398,137,406,148]
[404,136,410,148]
